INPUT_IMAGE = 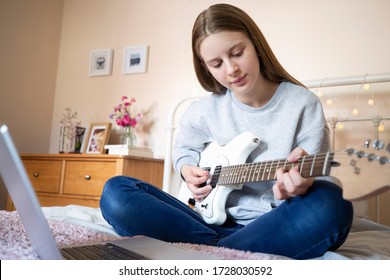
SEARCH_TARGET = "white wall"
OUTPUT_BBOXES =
[48,0,390,159]
[0,0,64,210]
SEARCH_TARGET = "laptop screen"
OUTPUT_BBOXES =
[0,125,63,259]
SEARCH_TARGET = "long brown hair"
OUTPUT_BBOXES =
[192,3,304,94]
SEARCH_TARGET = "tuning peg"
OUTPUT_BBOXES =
[363,139,371,148]
[345,148,355,156]
[372,139,385,150]
[379,156,389,165]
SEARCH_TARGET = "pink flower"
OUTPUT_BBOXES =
[109,96,142,128]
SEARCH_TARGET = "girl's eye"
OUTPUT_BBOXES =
[211,62,222,68]
[232,50,243,57]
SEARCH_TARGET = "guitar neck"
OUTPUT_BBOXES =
[216,152,334,185]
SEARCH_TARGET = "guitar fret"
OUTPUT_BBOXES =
[221,166,228,184]
[261,161,268,181]
[249,163,255,182]
[229,166,234,184]
[229,165,238,184]
[268,161,273,180]
[223,166,228,184]
[248,163,255,182]
[241,164,249,182]
[240,164,247,183]
[252,163,259,182]
[309,154,316,176]
[302,158,312,177]
[323,152,332,176]
[233,165,238,184]
[233,164,240,184]
[220,167,227,184]
[217,152,330,186]
[300,156,305,174]
[255,162,262,181]
[232,166,237,183]
[301,155,324,177]
[278,159,284,179]
[268,161,273,179]
[267,160,273,180]
[268,159,280,180]
[247,164,252,182]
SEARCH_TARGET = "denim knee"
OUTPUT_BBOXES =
[100,177,129,213]
[296,180,354,257]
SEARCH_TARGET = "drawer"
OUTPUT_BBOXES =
[37,194,100,208]
[23,160,62,193]
[63,160,116,196]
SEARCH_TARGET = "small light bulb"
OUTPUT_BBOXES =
[378,124,384,132]
[352,108,359,115]
[337,123,344,130]
[326,99,333,105]
[363,83,370,90]
[316,91,323,97]
[368,99,374,105]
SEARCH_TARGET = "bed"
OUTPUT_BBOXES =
[1,204,390,260]
[1,73,390,260]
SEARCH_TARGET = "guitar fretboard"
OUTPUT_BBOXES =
[215,152,334,185]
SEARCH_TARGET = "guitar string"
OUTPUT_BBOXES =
[217,153,338,184]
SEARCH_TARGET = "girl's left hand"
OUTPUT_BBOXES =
[272,147,314,200]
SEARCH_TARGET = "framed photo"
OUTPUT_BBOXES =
[83,123,112,154]
[123,45,149,74]
[89,49,113,76]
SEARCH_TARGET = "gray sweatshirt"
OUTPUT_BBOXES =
[173,82,330,225]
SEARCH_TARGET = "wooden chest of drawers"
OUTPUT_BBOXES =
[6,153,164,210]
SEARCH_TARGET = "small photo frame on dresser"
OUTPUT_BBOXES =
[83,123,112,154]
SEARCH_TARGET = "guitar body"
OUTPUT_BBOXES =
[177,132,260,225]
[177,132,390,225]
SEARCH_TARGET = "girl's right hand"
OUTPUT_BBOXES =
[181,164,212,201]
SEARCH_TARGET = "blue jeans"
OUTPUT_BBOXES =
[100,176,353,259]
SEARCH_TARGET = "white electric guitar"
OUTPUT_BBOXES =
[178,132,390,225]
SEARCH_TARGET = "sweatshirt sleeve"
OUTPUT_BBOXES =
[294,94,331,154]
[172,99,212,174]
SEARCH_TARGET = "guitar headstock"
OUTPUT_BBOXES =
[330,140,390,201]
[344,139,390,166]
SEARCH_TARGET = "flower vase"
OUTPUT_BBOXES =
[59,126,76,153]
[120,127,137,148]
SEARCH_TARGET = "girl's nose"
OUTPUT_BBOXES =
[226,61,239,76]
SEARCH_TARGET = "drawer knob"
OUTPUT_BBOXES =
[85,175,91,180]
[33,173,39,178]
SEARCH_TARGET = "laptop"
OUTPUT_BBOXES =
[0,124,219,260]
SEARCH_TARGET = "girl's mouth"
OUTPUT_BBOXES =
[231,75,247,86]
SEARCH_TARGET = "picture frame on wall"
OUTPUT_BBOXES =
[123,45,149,74]
[83,122,112,154]
[89,49,113,76]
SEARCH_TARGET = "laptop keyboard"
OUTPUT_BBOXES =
[61,243,149,260]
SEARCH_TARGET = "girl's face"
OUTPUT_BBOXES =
[199,31,262,99]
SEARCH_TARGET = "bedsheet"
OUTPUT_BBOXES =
[1,205,390,260]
